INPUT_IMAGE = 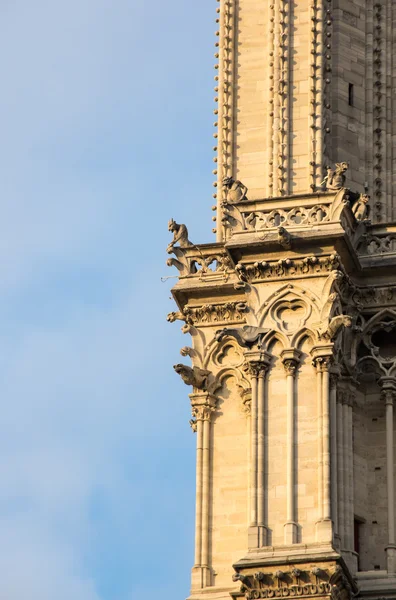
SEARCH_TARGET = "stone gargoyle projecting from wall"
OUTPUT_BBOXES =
[173,364,218,395]
[215,326,270,349]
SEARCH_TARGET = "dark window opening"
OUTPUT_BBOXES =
[354,517,365,571]
[348,83,354,106]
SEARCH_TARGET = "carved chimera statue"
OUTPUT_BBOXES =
[173,364,218,394]
[352,194,370,222]
[323,162,349,191]
[222,176,248,204]
[215,326,270,349]
[167,218,193,253]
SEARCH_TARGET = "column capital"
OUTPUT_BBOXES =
[190,392,217,424]
[311,345,334,372]
[244,349,271,377]
[280,348,301,369]
[379,378,396,405]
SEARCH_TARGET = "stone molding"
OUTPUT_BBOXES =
[231,564,353,600]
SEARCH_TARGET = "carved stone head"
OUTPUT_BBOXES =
[335,162,349,174]
[222,176,234,188]
[168,218,177,232]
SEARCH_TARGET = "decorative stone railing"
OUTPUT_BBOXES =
[357,224,396,258]
[167,242,235,279]
[221,191,347,236]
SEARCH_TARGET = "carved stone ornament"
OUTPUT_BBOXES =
[215,326,270,349]
[167,218,193,253]
[283,359,298,376]
[278,226,292,249]
[314,315,353,342]
[173,364,219,395]
[222,176,248,204]
[231,563,354,600]
[185,302,248,326]
[323,162,349,191]
[351,194,370,222]
[234,254,341,283]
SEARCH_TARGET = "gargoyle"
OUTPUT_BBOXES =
[315,315,352,341]
[222,176,248,204]
[278,226,292,249]
[352,194,370,222]
[323,162,349,191]
[215,326,270,349]
[167,219,193,253]
[173,364,218,394]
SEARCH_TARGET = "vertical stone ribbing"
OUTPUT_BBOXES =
[268,2,275,198]
[392,0,396,219]
[366,0,374,201]
[315,1,324,184]
[323,0,333,170]
[385,0,392,218]
[373,2,384,222]
[309,0,320,191]
[215,0,236,242]
[272,0,281,197]
[279,0,291,194]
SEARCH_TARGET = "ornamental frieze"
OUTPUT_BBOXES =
[167,302,248,328]
[235,254,341,283]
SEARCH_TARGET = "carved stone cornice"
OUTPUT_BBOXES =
[186,302,248,326]
[234,254,341,283]
[231,563,354,600]
[352,285,396,309]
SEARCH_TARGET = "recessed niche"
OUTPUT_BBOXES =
[372,328,396,360]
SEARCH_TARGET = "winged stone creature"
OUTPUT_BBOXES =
[215,326,270,349]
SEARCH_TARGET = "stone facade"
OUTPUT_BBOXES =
[166,2,396,600]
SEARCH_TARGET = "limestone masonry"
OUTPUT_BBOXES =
[166,2,396,600]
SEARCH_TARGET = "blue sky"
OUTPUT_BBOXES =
[0,1,216,598]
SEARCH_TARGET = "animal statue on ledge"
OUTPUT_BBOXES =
[222,176,248,204]
[322,162,349,191]
[167,219,193,254]
[215,326,270,349]
[352,194,370,222]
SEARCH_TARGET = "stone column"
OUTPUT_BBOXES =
[312,347,334,543]
[338,379,357,573]
[245,350,271,549]
[330,373,339,542]
[281,348,301,544]
[336,388,345,547]
[379,379,396,574]
[190,393,217,590]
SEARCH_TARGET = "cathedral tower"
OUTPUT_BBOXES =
[167,2,396,600]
